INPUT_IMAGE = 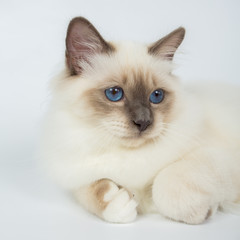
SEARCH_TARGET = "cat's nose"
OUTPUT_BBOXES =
[133,119,151,132]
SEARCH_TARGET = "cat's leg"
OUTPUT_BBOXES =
[152,148,239,224]
[74,179,138,223]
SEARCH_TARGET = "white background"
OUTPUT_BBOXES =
[0,0,240,239]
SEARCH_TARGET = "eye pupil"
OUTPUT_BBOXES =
[112,89,118,95]
[105,87,123,102]
[149,89,164,104]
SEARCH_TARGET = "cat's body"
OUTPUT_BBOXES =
[41,17,240,224]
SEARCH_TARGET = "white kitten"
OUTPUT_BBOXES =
[41,17,240,224]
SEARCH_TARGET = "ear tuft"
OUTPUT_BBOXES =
[148,27,185,61]
[65,17,114,75]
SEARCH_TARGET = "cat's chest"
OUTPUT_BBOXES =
[86,144,178,189]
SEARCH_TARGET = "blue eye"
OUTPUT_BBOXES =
[105,87,124,102]
[149,89,164,104]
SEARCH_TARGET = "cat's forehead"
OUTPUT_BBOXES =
[117,67,156,90]
[86,41,175,91]
[114,42,165,80]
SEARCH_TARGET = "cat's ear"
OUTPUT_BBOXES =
[65,17,114,75]
[148,27,185,61]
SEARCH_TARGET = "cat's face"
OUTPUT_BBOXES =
[59,17,185,148]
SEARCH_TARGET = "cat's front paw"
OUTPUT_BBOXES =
[101,182,138,223]
[152,167,218,224]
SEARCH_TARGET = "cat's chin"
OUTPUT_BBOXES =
[118,136,158,149]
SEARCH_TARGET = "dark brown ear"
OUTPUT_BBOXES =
[66,17,114,75]
[148,27,185,60]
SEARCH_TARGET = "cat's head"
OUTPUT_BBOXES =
[55,17,185,148]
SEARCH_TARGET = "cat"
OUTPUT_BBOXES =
[41,17,240,224]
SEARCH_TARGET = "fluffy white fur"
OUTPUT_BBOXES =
[41,19,240,224]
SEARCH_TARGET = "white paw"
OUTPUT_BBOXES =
[102,185,138,223]
[152,169,218,224]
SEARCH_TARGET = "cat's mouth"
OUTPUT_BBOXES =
[102,119,161,148]
[116,129,161,148]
